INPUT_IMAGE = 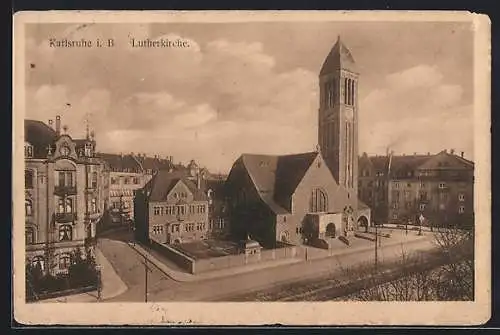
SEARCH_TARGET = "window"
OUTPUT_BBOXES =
[58,198,65,213]
[419,181,426,188]
[65,198,73,213]
[26,227,35,244]
[419,191,428,201]
[31,256,45,271]
[111,177,117,185]
[91,198,97,213]
[392,202,399,209]
[59,253,71,270]
[458,193,465,202]
[25,143,34,158]
[392,213,398,219]
[59,225,72,241]
[91,172,98,189]
[25,170,34,189]
[439,192,448,202]
[407,183,412,188]
[25,199,33,216]
[153,207,160,215]
[309,188,328,213]
[133,177,139,184]
[171,224,180,233]
[404,191,411,201]
[459,206,465,214]
[439,182,446,189]
[124,177,130,185]
[394,181,400,189]
[419,204,426,211]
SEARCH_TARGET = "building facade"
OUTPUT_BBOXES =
[97,153,144,228]
[135,162,230,245]
[25,117,104,275]
[358,150,474,228]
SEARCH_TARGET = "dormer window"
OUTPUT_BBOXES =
[25,142,34,158]
[59,144,71,157]
[84,143,93,157]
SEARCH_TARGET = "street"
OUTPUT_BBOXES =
[98,229,438,302]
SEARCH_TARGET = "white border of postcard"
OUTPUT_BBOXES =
[12,10,491,326]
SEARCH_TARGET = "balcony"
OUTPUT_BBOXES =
[54,185,77,196]
[55,212,78,223]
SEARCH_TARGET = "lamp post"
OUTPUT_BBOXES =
[141,255,152,302]
[95,264,102,301]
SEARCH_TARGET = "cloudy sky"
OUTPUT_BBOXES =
[25,21,473,173]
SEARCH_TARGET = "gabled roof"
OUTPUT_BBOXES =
[24,119,57,158]
[417,151,474,171]
[239,152,319,214]
[389,155,430,178]
[320,36,357,76]
[148,170,207,202]
[135,155,173,171]
[96,153,143,173]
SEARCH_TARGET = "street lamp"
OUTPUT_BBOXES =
[95,264,102,301]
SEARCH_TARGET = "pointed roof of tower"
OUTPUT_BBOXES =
[320,35,357,75]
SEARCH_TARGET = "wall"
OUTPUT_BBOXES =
[150,240,195,273]
[194,245,298,274]
[153,242,298,274]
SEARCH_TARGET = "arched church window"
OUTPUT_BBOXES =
[309,188,328,213]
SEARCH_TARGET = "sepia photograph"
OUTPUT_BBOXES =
[13,11,491,325]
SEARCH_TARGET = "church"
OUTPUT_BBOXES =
[225,36,371,248]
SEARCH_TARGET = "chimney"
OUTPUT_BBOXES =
[427,152,430,156]
[48,119,54,130]
[55,115,61,135]
[169,156,173,163]
[461,151,464,158]
[450,149,455,155]
[197,172,201,189]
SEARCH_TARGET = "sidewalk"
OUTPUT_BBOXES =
[128,242,302,282]
[40,247,128,303]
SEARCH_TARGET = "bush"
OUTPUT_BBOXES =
[26,247,98,301]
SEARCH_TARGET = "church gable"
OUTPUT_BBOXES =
[292,153,353,214]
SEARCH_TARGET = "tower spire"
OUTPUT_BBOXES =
[85,112,91,140]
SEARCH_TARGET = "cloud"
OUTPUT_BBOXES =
[359,64,472,158]
[25,24,473,172]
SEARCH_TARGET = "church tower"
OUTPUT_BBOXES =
[318,36,359,199]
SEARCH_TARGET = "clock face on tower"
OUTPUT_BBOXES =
[345,108,354,121]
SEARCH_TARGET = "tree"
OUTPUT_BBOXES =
[337,227,474,301]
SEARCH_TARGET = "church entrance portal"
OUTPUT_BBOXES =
[326,223,336,238]
[358,216,369,232]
